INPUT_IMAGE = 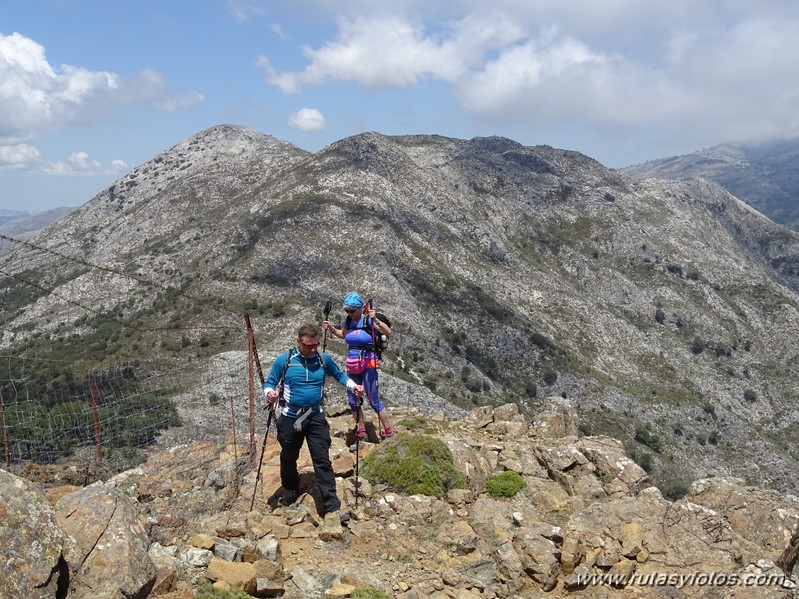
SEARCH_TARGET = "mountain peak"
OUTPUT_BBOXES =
[2,125,799,506]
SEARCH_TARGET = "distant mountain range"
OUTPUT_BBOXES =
[0,207,77,254]
[4,138,797,242]
[620,138,799,232]
[2,125,798,497]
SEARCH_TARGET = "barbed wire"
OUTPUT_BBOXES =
[0,233,244,332]
[0,233,269,489]
[0,344,263,490]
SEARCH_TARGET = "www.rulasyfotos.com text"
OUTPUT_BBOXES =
[576,570,795,589]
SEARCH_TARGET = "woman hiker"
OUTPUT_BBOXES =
[323,292,394,440]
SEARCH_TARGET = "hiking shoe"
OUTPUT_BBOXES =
[380,426,394,439]
[279,489,298,507]
[356,428,366,440]
[338,510,351,525]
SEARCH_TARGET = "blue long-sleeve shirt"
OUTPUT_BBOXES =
[263,349,353,417]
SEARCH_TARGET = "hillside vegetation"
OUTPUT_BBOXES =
[2,125,799,497]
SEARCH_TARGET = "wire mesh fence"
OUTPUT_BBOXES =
[0,324,267,486]
[0,232,275,487]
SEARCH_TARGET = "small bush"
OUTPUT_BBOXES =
[714,344,731,358]
[352,590,392,599]
[323,589,391,599]
[399,417,436,434]
[658,480,690,501]
[196,582,253,599]
[486,471,525,497]
[667,264,683,276]
[361,434,466,497]
[634,427,663,453]
[635,452,654,473]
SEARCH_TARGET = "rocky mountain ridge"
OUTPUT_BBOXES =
[620,138,799,232]
[3,400,798,599]
[0,207,76,255]
[2,124,799,498]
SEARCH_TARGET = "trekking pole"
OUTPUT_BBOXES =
[354,395,364,509]
[250,403,275,511]
[366,298,384,438]
[247,314,273,512]
[322,300,332,352]
[367,298,377,351]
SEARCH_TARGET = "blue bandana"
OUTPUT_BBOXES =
[343,292,364,307]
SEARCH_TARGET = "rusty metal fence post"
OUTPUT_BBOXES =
[1,390,8,469]
[89,383,103,466]
[245,314,256,463]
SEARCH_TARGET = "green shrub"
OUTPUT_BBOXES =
[352,590,392,599]
[658,479,690,501]
[399,417,436,434]
[361,434,466,497]
[322,589,391,599]
[634,452,654,473]
[667,264,683,276]
[195,582,253,598]
[486,470,525,497]
[634,427,663,453]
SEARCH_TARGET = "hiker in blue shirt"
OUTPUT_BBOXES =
[264,322,363,517]
[323,292,394,441]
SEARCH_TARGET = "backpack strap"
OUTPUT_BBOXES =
[281,349,325,430]
[277,349,293,399]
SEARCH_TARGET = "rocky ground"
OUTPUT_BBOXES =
[4,398,799,599]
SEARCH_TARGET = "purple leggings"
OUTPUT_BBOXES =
[347,367,384,414]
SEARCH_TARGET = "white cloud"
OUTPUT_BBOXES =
[260,5,799,147]
[0,32,120,142]
[0,33,203,144]
[260,14,510,92]
[0,143,40,166]
[42,151,128,176]
[154,90,205,112]
[458,13,799,146]
[287,108,327,131]
[227,0,266,22]
[271,23,289,39]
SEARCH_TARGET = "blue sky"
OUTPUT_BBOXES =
[2,0,799,213]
